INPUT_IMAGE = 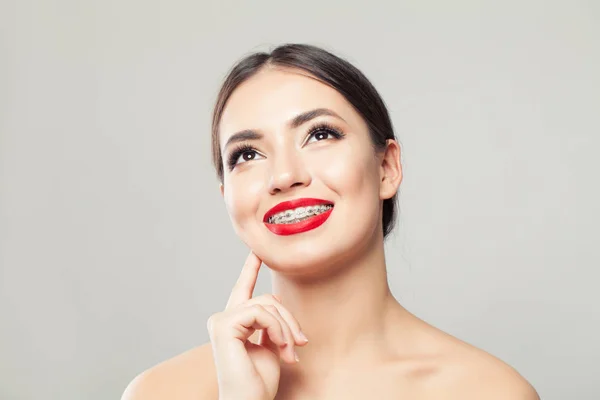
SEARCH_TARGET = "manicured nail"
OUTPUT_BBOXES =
[298,331,308,343]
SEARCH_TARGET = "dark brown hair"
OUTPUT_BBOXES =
[211,43,399,239]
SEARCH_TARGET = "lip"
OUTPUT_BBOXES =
[263,198,334,236]
[263,198,334,222]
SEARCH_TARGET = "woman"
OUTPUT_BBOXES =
[123,43,539,400]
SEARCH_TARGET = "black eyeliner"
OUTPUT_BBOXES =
[305,122,346,142]
[226,143,257,171]
[226,123,345,171]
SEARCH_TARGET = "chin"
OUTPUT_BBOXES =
[261,245,344,274]
[244,217,378,276]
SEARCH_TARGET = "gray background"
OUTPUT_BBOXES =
[1,1,599,399]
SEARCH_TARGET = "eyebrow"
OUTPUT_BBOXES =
[222,108,346,151]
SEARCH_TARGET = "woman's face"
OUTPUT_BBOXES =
[218,67,396,275]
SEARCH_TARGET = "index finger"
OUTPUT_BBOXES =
[226,251,262,309]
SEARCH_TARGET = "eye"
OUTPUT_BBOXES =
[226,144,264,171]
[236,150,260,164]
[307,130,334,142]
[305,124,345,144]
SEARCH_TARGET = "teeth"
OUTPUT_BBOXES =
[268,204,333,224]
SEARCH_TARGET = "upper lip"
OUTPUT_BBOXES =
[263,198,334,222]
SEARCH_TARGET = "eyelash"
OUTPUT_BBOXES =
[226,122,346,171]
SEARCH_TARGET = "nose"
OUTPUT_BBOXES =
[267,150,312,195]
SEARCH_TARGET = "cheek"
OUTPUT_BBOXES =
[224,172,264,227]
[316,142,380,197]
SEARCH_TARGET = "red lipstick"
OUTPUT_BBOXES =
[263,198,334,236]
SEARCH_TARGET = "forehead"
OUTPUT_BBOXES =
[219,67,364,147]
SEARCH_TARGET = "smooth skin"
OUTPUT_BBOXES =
[122,251,539,400]
[208,251,308,400]
[122,66,540,400]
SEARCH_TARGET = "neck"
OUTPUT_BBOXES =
[270,233,407,373]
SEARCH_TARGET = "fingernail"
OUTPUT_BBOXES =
[294,350,300,362]
[298,331,308,343]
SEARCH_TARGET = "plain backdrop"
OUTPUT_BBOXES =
[1,1,599,399]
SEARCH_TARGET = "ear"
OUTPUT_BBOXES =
[219,183,224,198]
[379,139,402,200]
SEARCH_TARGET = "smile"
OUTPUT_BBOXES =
[267,205,333,224]
[263,198,334,236]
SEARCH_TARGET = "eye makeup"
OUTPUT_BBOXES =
[224,122,346,171]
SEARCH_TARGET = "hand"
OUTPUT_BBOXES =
[207,251,309,400]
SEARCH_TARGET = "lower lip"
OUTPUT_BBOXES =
[264,208,333,236]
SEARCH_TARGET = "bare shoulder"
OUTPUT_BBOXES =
[434,335,540,400]
[455,348,538,399]
[120,342,218,400]
[400,314,539,400]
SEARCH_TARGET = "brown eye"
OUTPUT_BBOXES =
[306,126,344,144]
[227,144,264,171]
[313,131,331,141]
[241,151,256,161]
[235,150,262,165]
